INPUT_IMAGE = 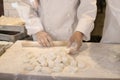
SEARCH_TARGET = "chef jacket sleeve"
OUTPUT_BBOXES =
[75,0,97,41]
[15,0,43,35]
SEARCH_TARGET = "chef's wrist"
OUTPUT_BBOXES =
[74,31,84,39]
[32,30,43,40]
[35,30,45,35]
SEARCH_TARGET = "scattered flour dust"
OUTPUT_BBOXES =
[22,47,88,74]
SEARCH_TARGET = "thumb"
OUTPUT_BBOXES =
[67,38,74,48]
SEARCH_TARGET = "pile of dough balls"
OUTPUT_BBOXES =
[23,48,87,74]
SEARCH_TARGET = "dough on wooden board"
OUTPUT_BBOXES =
[22,48,88,73]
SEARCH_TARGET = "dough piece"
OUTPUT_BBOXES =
[37,56,48,67]
[54,62,64,69]
[26,53,35,59]
[47,60,55,68]
[70,59,77,67]
[61,56,69,65]
[34,66,42,72]
[41,67,52,74]
[63,66,78,73]
[24,64,35,71]
[52,66,63,72]
[54,56,62,64]
[30,59,39,67]
[46,52,56,60]
[77,61,86,69]
[23,58,30,63]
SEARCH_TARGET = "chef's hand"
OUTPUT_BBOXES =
[35,31,54,47]
[68,31,83,54]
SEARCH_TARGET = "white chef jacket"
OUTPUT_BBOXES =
[16,0,97,41]
[101,0,120,43]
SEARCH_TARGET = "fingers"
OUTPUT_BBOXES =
[67,36,74,48]
[39,38,46,47]
[47,35,54,47]
[68,49,79,55]
[68,31,83,54]
[41,37,49,47]
[76,40,82,51]
[39,36,53,47]
[68,40,82,55]
[35,31,53,47]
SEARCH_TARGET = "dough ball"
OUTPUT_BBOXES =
[34,66,42,72]
[41,67,52,74]
[24,64,35,71]
[63,66,78,73]
[23,58,30,64]
[47,60,55,68]
[70,59,77,67]
[77,61,86,69]
[52,66,63,72]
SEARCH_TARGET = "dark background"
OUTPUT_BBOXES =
[0,0,4,16]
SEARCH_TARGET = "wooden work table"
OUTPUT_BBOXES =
[0,40,120,80]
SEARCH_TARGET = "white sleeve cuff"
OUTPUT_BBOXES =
[75,18,94,41]
[25,17,44,35]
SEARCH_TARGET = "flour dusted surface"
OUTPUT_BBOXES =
[0,41,120,79]
[23,47,88,74]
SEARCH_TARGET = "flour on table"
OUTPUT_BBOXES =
[109,46,120,62]
[22,47,88,74]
